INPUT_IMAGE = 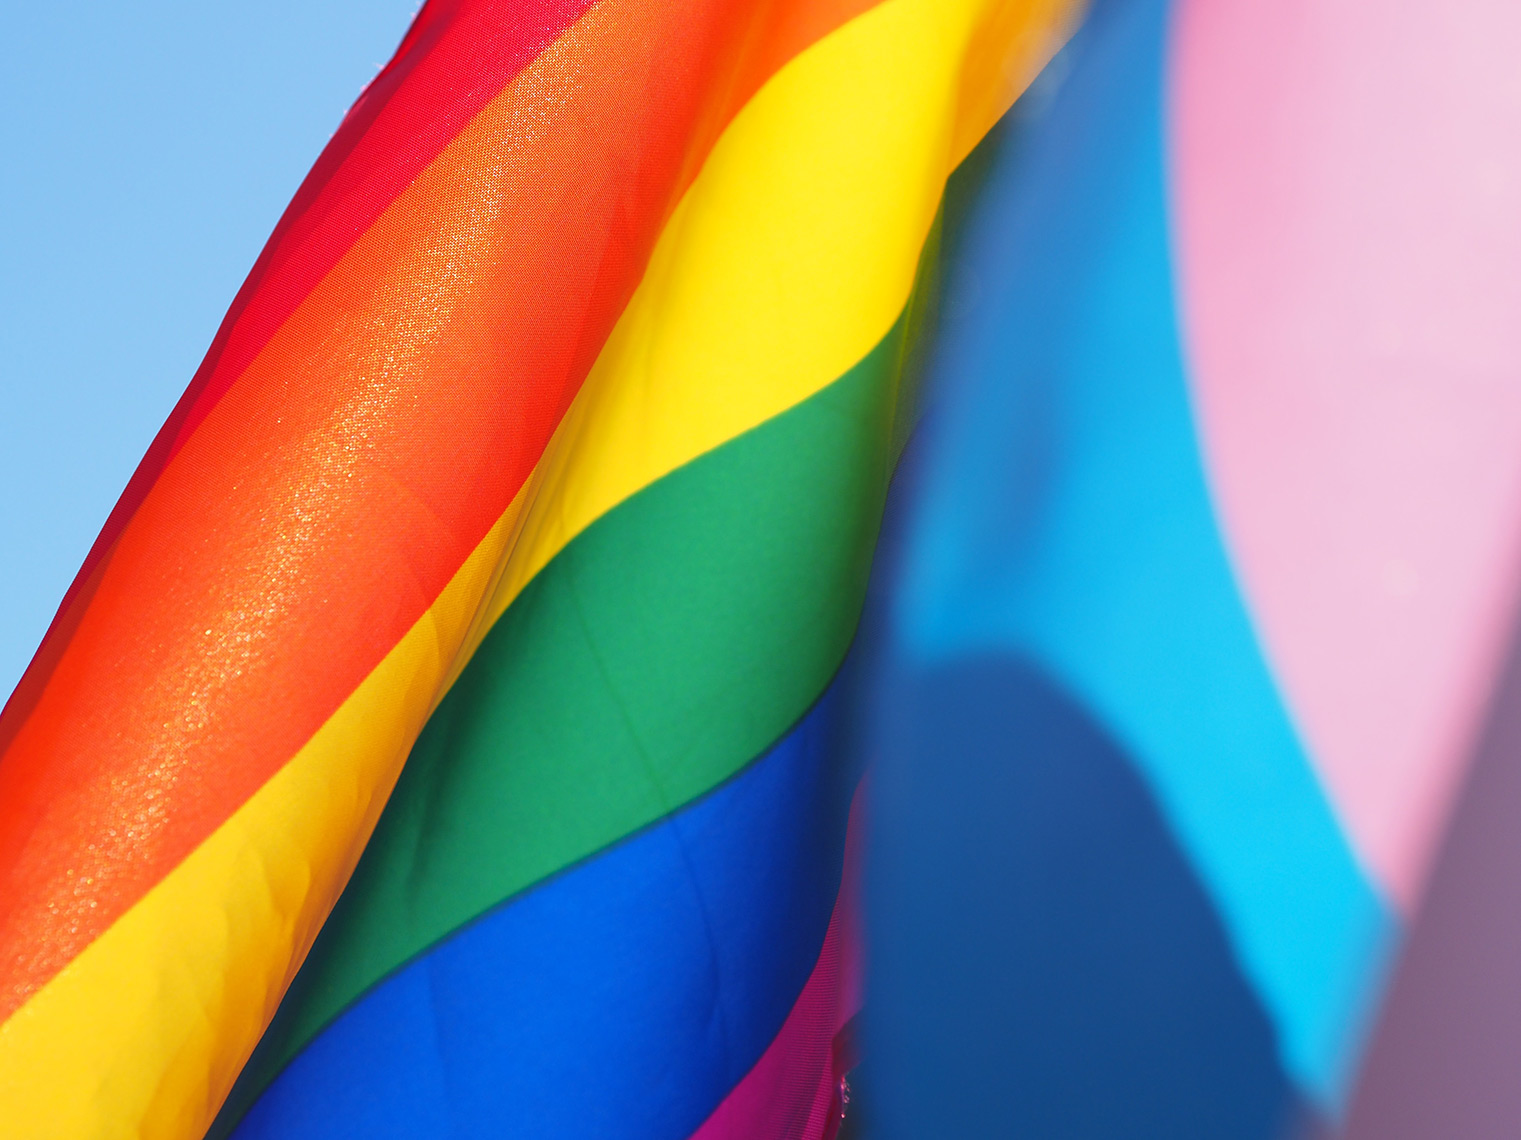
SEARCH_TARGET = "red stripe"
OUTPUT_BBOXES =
[165,0,606,457]
[0,0,592,750]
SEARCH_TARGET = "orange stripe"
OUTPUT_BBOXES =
[0,0,892,1021]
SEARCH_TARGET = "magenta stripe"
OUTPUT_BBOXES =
[687,793,863,1140]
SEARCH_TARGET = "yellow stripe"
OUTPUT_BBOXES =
[0,495,527,1140]
[0,1,1074,1135]
[443,0,1073,690]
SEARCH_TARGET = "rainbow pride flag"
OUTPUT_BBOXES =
[0,2,1076,1138]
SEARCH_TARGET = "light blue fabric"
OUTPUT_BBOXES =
[893,0,1391,1106]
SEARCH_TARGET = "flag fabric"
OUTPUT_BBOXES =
[0,2,1077,1138]
[864,0,1521,1135]
[11,0,1521,1136]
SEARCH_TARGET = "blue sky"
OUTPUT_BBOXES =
[0,2,420,699]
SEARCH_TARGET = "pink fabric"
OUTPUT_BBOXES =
[1171,0,1521,908]
[687,792,863,1140]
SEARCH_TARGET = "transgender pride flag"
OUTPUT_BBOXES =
[867,0,1521,1136]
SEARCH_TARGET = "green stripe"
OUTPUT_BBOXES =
[217,295,931,1124]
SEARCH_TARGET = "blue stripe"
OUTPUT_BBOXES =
[890,0,1390,1105]
[231,685,858,1140]
[868,653,1317,1139]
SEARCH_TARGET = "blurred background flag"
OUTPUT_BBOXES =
[864,0,1521,1135]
